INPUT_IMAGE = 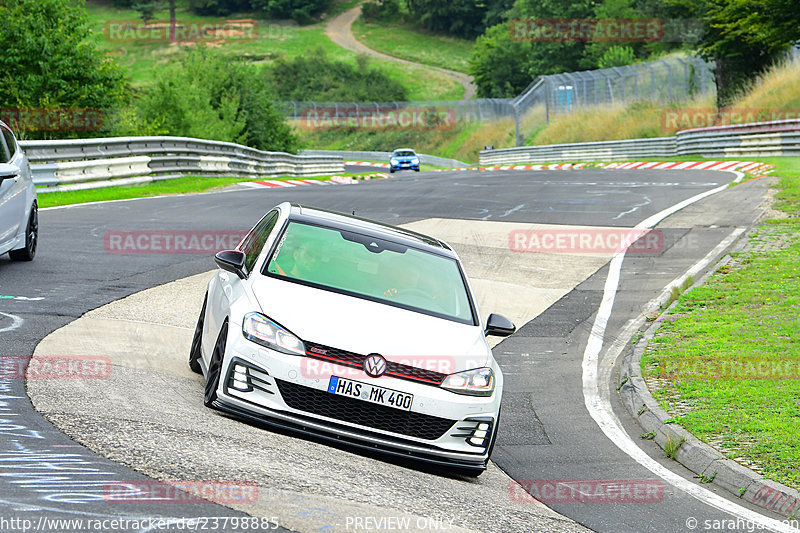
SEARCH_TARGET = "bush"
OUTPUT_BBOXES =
[598,46,637,69]
[134,47,298,152]
[361,0,401,22]
[188,0,251,16]
[269,49,408,102]
[250,0,331,24]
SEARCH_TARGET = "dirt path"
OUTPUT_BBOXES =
[325,3,477,100]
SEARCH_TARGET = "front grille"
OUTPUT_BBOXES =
[275,379,455,440]
[304,341,448,385]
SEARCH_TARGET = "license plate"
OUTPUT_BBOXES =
[327,376,413,411]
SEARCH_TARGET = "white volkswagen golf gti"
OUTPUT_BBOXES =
[190,202,515,475]
[0,120,37,262]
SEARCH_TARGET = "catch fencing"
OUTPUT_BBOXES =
[279,56,714,146]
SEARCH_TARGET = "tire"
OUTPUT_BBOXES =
[390,168,395,173]
[204,321,227,408]
[414,168,420,172]
[9,202,38,262]
[188,294,207,374]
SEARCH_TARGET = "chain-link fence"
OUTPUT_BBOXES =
[279,55,715,146]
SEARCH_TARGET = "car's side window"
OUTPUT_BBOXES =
[240,211,279,275]
[2,128,17,160]
[0,129,11,164]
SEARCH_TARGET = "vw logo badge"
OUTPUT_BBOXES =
[364,354,387,378]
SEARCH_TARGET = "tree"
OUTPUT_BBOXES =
[188,0,251,16]
[672,0,800,105]
[250,0,332,24]
[0,0,128,138]
[404,0,514,38]
[132,0,177,42]
[469,24,534,97]
[135,47,298,152]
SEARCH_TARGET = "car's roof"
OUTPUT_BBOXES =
[287,204,455,257]
[392,148,416,153]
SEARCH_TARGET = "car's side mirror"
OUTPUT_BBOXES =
[215,250,247,279]
[0,163,20,183]
[485,313,516,337]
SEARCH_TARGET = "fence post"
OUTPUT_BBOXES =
[675,57,688,98]
[545,80,551,123]
[660,60,674,101]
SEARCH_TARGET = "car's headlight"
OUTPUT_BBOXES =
[242,312,305,356]
[411,157,419,164]
[441,367,494,396]
[390,158,399,165]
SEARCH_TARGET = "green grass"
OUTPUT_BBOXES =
[84,0,462,100]
[38,176,245,208]
[351,18,474,74]
[641,157,800,490]
[36,173,384,208]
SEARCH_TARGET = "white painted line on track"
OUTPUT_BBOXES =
[0,312,23,334]
[582,170,798,532]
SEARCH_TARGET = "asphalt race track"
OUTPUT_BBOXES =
[0,168,793,532]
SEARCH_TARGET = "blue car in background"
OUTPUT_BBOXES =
[389,148,420,173]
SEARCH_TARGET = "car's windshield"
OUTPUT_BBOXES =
[393,150,416,157]
[265,221,474,324]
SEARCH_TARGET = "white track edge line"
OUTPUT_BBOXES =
[581,170,797,532]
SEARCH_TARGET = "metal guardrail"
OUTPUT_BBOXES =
[300,150,469,169]
[480,119,800,165]
[676,119,800,158]
[480,138,676,165]
[19,136,344,192]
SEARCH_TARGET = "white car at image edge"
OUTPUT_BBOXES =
[0,120,37,262]
[189,202,516,475]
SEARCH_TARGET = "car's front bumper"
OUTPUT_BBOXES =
[390,161,420,171]
[214,335,501,471]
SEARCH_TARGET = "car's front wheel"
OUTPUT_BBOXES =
[188,294,207,374]
[9,202,38,262]
[204,321,227,408]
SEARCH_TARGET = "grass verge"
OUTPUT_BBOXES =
[351,18,474,74]
[36,173,383,208]
[641,156,800,490]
